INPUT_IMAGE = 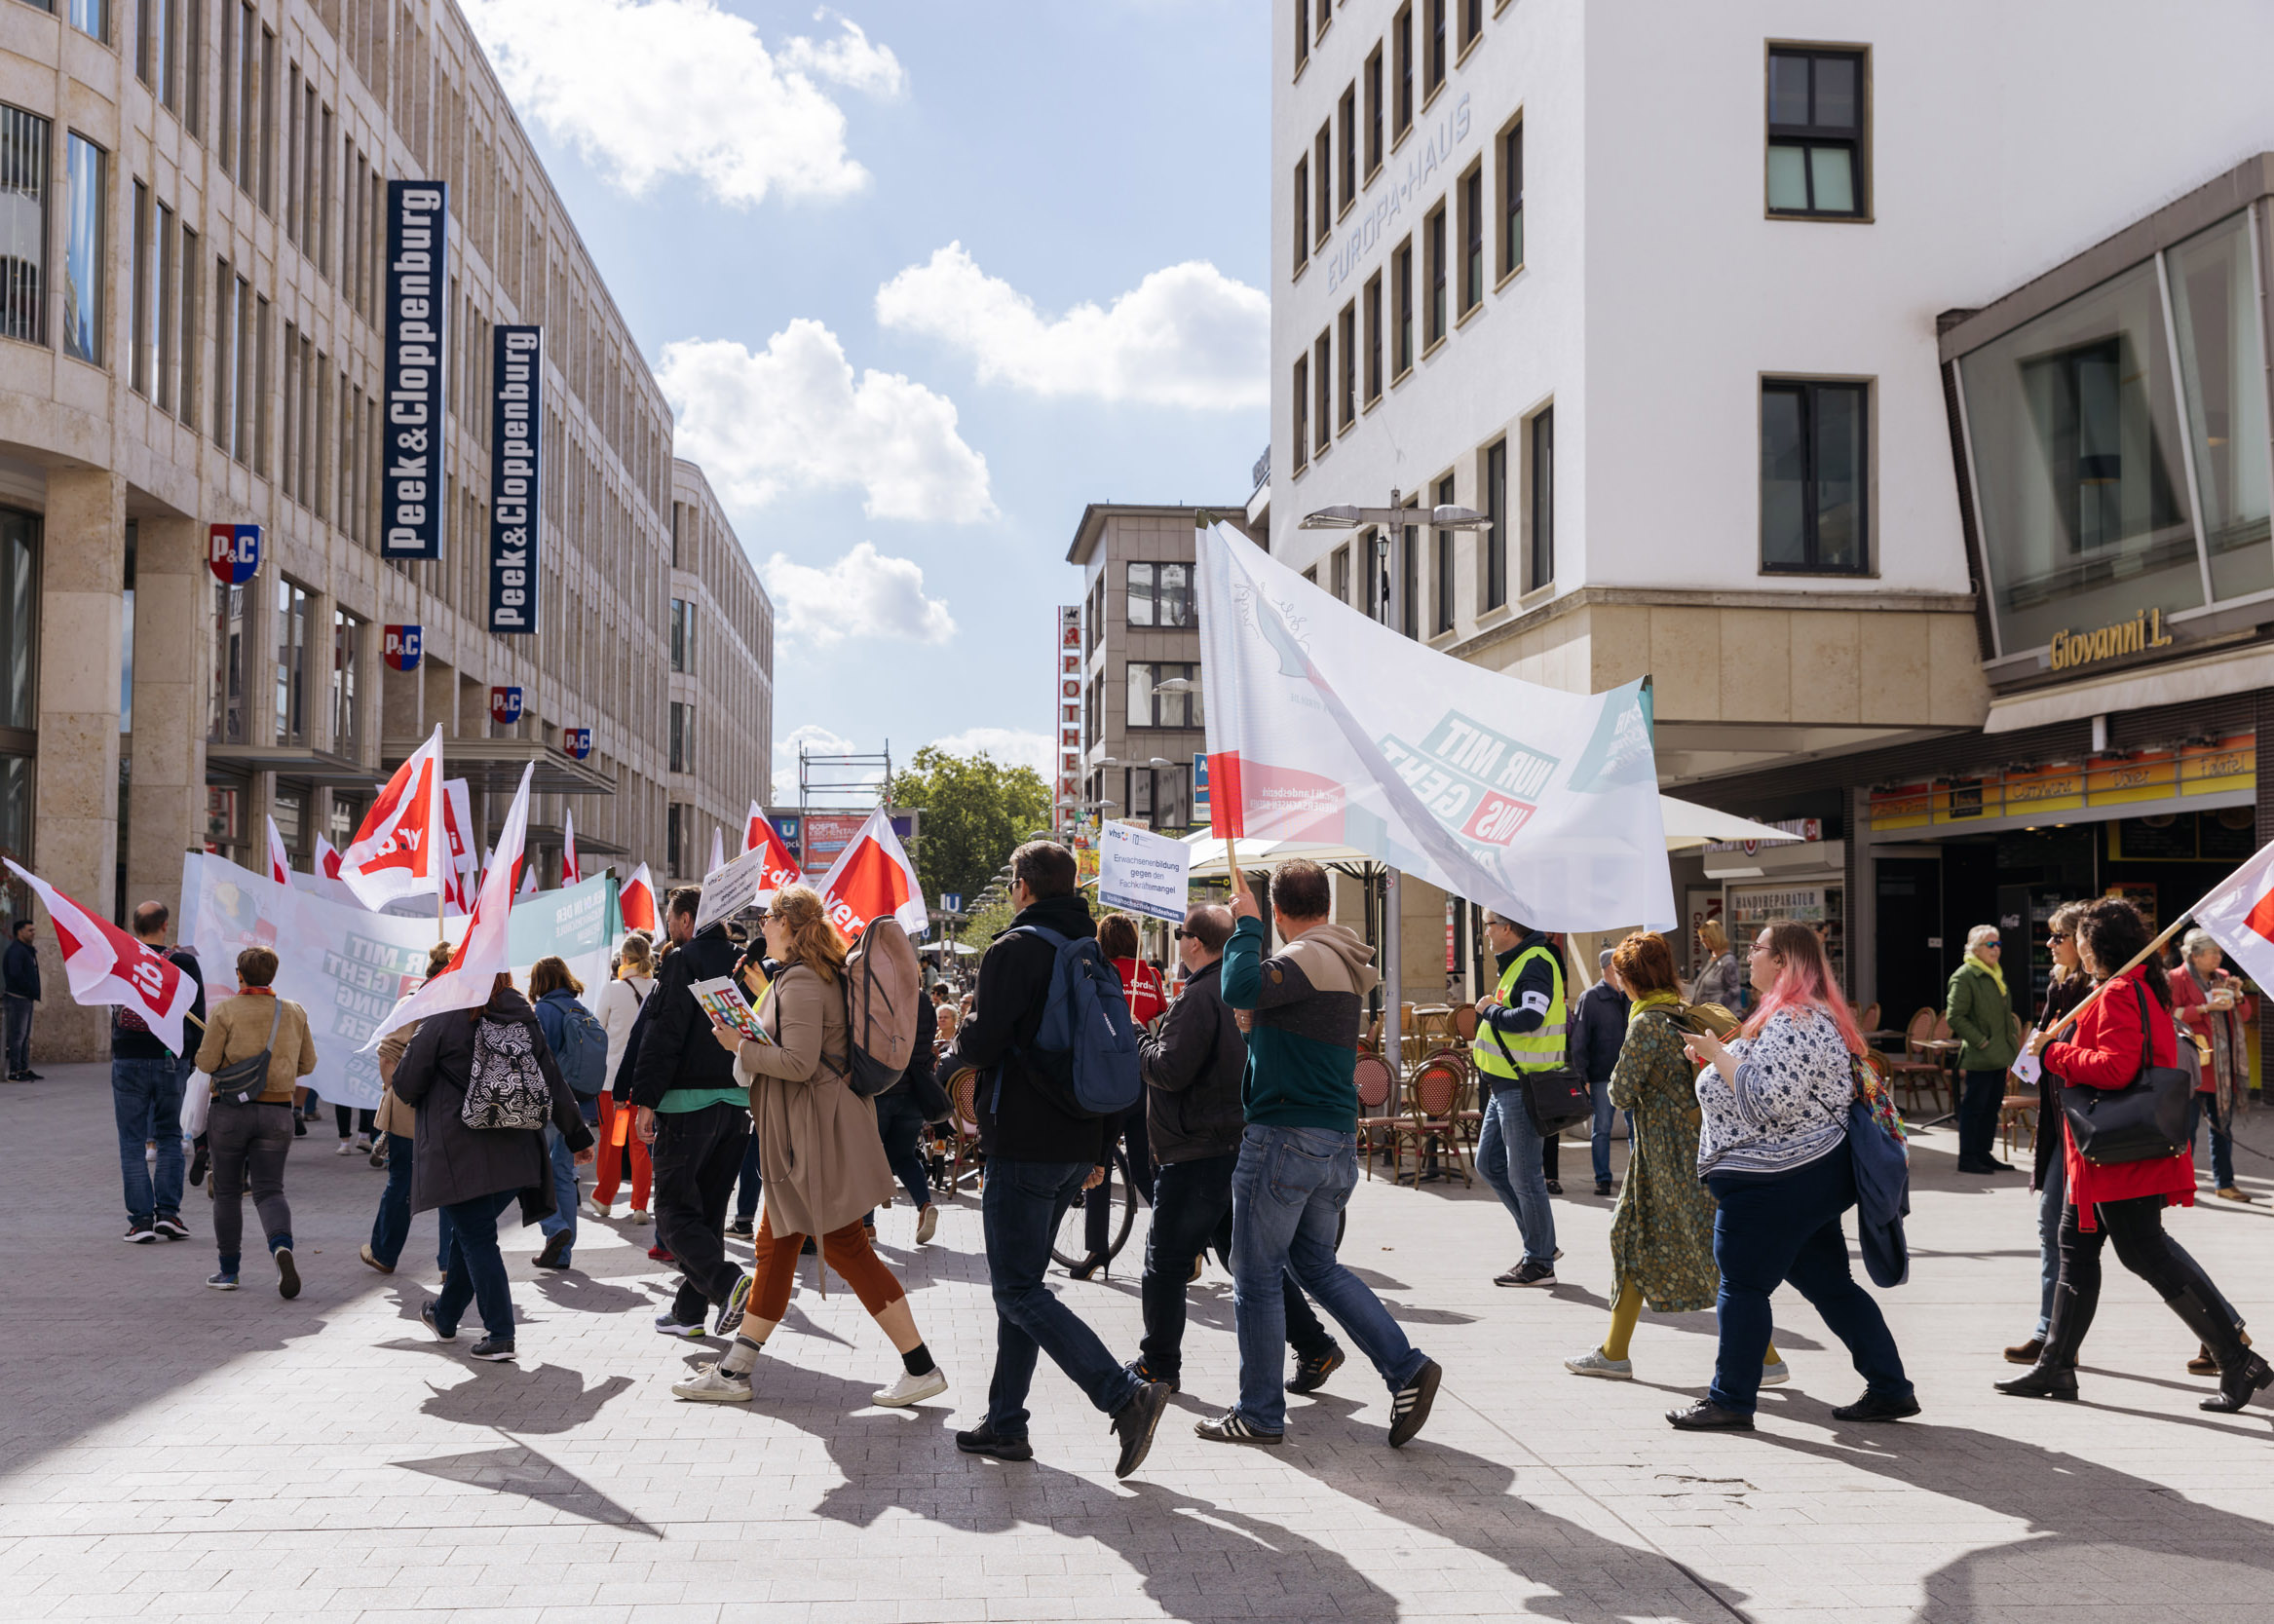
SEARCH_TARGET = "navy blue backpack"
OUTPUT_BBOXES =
[998,925,1142,1119]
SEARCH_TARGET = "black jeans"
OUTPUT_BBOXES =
[209,1098,295,1272]
[733,1129,765,1224]
[334,1105,377,1139]
[1084,1106,1152,1256]
[982,1158,1143,1436]
[4,992,32,1073]
[1957,1069,2007,1166]
[1139,1151,1337,1382]
[2048,1193,2243,1363]
[651,1101,751,1322]
[873,1086,932,1209]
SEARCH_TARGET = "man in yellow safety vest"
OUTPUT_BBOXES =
[1471,910,1565,1287]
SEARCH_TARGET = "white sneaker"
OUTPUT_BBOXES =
[872,1366,948,1408]
[334,1141,355,1155]
[1760,1360,1792,1387]
[672,1364,752,1403]
[629,1208,654,1226]
[583,1197,613,1221]
[915,1204,939,1245]
[1564,1348,1633,1380]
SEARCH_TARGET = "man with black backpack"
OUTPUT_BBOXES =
[939,840,1171,1480]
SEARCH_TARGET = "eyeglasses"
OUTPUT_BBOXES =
[2049,931,2071,943]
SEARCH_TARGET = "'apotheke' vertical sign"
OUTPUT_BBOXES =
[382,181,448,560]
[488,326,542,633]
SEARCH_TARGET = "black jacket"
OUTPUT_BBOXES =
[2032,972,2095,1192]
[112,945,206,1061]
[392,986,594,1222]
[1138,957,1246,1163]
[941,891,1115,1164]
[4,936,38,1001]
[625,924,739,1110]
[1567,978,1630,1085]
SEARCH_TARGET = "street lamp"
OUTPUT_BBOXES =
[1300,489,1495,1073]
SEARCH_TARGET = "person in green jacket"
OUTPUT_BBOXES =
[1946,924,2019,1176]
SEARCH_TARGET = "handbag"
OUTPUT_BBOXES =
[209,997,283,1107]
[2060,980,2193,1166]
[1485,1015,1592,1135]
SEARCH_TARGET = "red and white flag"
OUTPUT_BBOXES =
[519,861,538,897]
[744,808,802,905]
[620,863,659,933]
[707,824,726,880]
[2193,838,2274,988]
[314,834,345,882]
[339,725,449,911]
[264,815,292,886]
[561,808,582,888]
[818,807,928,938]
[362,764,535,1049]
[740,802,766,856]
[5,860,198,1056]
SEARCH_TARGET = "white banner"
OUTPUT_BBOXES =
[1098,820,1194,925]
[1196,521,1674,930]
[181,854,616,1109]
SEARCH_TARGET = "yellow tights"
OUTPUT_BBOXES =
[1602,1280,1780,1366]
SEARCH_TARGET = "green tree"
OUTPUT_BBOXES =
[887,745,1052,917]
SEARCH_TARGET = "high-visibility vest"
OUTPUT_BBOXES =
[1473,945,1567,1081]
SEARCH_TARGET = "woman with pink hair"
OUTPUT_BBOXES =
[1663,920,1916,1432]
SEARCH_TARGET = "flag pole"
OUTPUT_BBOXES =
[2036,909,2194,1048]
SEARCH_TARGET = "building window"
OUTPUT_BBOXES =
[1313,125,1330,245]
[331,608,360,757]
[0,510,35,732]
[1423,200,1447,348]
[209,581,246,742]
[61,133,103,365]
[1337,301,1356,430]
[1331,544,1350,604]
[1459,164,1483,316]
[1528,407,1555,589]
[1313,330,1330,455]
[70,0,105,44]
[1364,45,1383,175]
[1127,561,1193,627]
[1127,661,1202,729]
[1292,353,1308,472]
[272,580,310,745]
[669,700,694,773]
[1498,117,1523,278]
[1400,510,1420,637]
[184,0,203,135]
[1294,0,1308,72]
[1484,437,1507,608]
[1392,238,1414,374]
[155,202,176,410]
[1433,473,1457,633]
[130,182,152,393]
[1292,156,1308,273]
[2169,210,2274,602]
[1766,47,1866,218]
[0,107,47,348]
[1424,0,1447,96]
[667,802,688,874]
[1363,271,1383,404]
[1459,0,1481,51]
[1760,381,1863,574]
[1151,763,1193,832]
[670,596,692,671]
[1338,84,1356,213]
[1393,4,1414,136]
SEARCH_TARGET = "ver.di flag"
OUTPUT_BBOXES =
[2191,835,2274,989]
[743,807,802,904]
[619,862,659,933]
[1195,521,1673,930]
[338,724,449,910]
[818,807,928,938]
[5,859,198,1056]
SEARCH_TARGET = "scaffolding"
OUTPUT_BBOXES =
[800,739,893,812]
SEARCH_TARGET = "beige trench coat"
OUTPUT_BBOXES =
[734,963,895,1237]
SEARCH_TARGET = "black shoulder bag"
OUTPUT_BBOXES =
[2060,980,2193,1166]
[210,997,284,1107]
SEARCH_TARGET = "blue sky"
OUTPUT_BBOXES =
[465,0,1270,797]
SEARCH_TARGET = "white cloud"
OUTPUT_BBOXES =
[773,722,868,803]
[461,0,890,207]
[875,243,1270,409]
[659,322,994,522]
[929,728,1052,775]
[762,543,956,648]
[778,15,906,97]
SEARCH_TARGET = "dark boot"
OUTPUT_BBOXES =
[1997,1276,2094,1400]
[2166,1282,2273,1414]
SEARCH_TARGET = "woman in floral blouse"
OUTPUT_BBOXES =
[1564,931,1785,1385]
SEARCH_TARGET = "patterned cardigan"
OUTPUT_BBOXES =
[1694,1005,1852,1179]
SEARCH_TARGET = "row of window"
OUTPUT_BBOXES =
[207,574,360,752]
[1295,0,1483,96]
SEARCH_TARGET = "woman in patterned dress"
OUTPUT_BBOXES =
[1564,931,1784,1384]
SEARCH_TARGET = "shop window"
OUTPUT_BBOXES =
[1760,382,1862,575]
[1767,47,1867,218]
[205,780,242,858]
[326,792,364,851]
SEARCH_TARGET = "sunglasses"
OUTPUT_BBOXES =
[2049,931,2071,942]
[1173,927,1197,940]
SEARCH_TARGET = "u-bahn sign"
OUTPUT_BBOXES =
[208,522,261,585]
[383,624,423,672]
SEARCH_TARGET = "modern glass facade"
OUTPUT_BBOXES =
[1958,206,2274,659]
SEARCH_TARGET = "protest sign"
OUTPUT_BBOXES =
[693,844,776,936]
[1097,820,1194,924]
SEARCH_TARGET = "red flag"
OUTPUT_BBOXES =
[818,808,928,938]
[5,860,198,1056]
[744,809,802,904]
[264,815,291,886]
[742,801,766,856]
[339,725,449,909]
[314,834,344,881]
[561,807,582,888]
[2194,832,2274,989]
[620,862,659,933]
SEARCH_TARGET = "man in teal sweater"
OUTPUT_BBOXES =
[1195,858,1442,1449]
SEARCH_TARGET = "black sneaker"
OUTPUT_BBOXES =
[727,1218,754,1238]
[1831,1390,1921,1423]
[468,1337,517,1362]
[954,1423,1035,1462]
[1595,1180,1613,1197]
[122,1218,157,1244]
[275,1247,301,1300]
[1125,1357,1179,1394]
[1387,1359,1441,1448]
[21,1070,41,1080]
[1288,1342,1346,1395]
[153,1214,190,1240]
[1544,1179,1563,1195]
[1110,1380,1171,1479]
[1495,1261,1556,1287]
[1666,1398,1754,1431]
[1194,1410,1283,1447]
[534,1231,572,1270]
[421,1301,457,1342]
[187,1150,208,1187]
[292,1115,307,1138]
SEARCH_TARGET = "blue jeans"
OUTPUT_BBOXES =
[1140,1150,1336,1383]
[1588,1076,1614,1186]
[537,1124,580,1255]
[4,992,32,1073]
[981,1158,1143,1436]
[1230,1124,1428,1433]
[2189,1093,2237,1189]
[2034,1152,2066,1341]
[1474,1087,1556,1265]
[435,1188,520,1341]
[1707,1147,1913,1415]
[372,1131,416,1268]
[874,1086,932,1210]
[113,1055,187,1221]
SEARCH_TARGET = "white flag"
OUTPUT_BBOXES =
[264,815,292,885]
[708,824,726,879]
[561,807,582,888]
[6,860,199,1057]
[2192,835,2274,990]
[1195,521,1673,930]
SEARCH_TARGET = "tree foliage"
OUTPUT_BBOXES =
[887,745,1051,916]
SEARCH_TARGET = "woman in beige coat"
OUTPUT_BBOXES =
[673,885,948,1409]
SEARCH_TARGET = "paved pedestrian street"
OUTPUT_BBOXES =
[6,1068,2273,1624]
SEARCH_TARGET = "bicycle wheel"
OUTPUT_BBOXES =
[1050,1166,1141,1271]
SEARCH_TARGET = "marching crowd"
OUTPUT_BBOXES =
[76,838,2274,1480]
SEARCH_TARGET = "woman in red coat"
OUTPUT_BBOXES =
[1998,897,2269,1412]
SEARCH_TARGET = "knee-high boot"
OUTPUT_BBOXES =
[1995,1274,2097,1399]
[2165,1271,2273,1413]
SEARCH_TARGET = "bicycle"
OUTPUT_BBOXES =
[1050,1140,1148,1272]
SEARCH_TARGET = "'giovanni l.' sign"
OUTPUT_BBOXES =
[489,326,542,633]
[382,181,448,560]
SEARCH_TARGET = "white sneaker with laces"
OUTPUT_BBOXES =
[873,1366,948,1408]
[629,1208,654,1226]
[1564,1348,1633,1380]
[584,1197,613,1221]
[672,1364,752,1403]
[915,1204,939,1245]
[334,1140,355,1155]
[1760,1360,1792,1387]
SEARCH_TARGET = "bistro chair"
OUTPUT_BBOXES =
[1886,1007,1948,1114]
[1400,1055,1473,1188]
[1452,1002,1480,1043]
[1999,1089,2038,1160]
[944,1068,986,1196]
[1355,1051,1408,1179]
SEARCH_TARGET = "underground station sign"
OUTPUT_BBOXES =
[208,522,262,585]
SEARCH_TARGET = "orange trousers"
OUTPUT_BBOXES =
[749,1208,905,1323]
[593,1095,652,1211]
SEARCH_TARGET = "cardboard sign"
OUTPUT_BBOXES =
[1097,820,1194,925]
[692,844,776,937]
